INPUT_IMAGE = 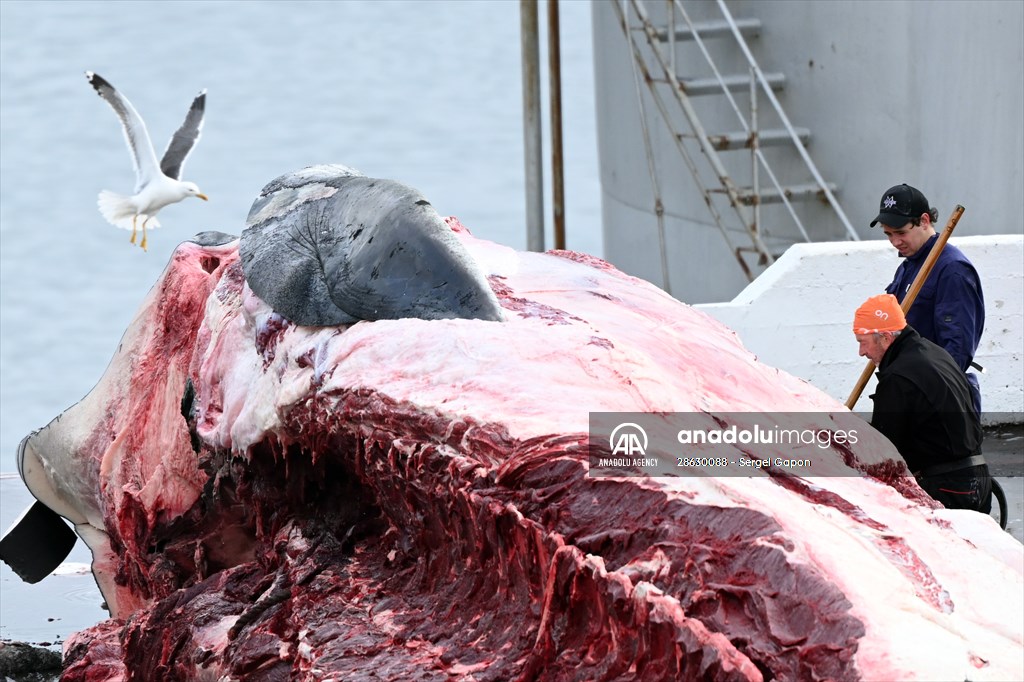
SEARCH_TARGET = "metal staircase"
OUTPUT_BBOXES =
[611,0,859,282]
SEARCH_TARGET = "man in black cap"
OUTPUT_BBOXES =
[870,183,985,414]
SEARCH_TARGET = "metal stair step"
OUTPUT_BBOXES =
[655,17,761,42]
[706,127,811,151]
[679,73,785,96]
[712,182,838,206]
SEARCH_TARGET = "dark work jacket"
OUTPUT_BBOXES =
[885,234,984,374]
[869,326,982,473]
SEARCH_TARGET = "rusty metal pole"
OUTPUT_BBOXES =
[547,0,566,250]
[521,0,545,252]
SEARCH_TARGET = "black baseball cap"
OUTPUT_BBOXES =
[869,184,930,228]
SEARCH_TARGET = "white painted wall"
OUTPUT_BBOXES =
[695,235,1024,423]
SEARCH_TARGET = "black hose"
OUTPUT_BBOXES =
[991,478,1008,530]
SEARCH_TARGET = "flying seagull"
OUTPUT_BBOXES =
[86,71,208,251]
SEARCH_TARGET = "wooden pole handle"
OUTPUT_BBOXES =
[845,205,966,409]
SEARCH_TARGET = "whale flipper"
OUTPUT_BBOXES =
[0,501,77,583]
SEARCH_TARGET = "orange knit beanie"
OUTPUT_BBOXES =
[853,294,906,334]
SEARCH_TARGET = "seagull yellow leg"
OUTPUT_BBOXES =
[140,217,150,252]
[130,215,138,245]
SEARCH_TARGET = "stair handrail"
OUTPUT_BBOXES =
[625,0,779,265]
[668,0,814,243]
[611,0,756,279]
[712,0,859,242]
[630,0,862,247]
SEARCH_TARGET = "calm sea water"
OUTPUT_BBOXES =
[0,0,600,645]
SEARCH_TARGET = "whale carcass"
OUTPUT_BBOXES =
[7,167,1023,681]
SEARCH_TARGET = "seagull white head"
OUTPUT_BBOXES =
[180,181,209,202]
[86,71,208,251]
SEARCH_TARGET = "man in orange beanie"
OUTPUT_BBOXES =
[853,294,992,513]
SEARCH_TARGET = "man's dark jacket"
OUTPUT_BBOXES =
[885,234,984,414]
[885,234,984,374]
[870,326,982,473]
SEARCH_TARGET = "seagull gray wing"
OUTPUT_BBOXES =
[85,72,161,194]
[160,89,206,181]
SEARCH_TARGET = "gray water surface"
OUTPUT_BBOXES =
[0,0,601,645]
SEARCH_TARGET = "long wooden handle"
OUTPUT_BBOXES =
[845,205,966,409]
